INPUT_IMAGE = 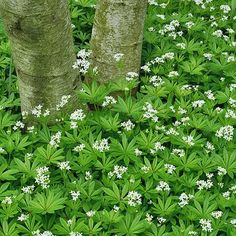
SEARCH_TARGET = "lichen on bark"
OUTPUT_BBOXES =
[0,0,80,122]
[89,0,148,84]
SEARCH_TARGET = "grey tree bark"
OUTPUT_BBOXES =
[89,0,148,84]
[0,0,79,121]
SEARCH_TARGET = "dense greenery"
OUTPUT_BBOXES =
[0,0,236,235]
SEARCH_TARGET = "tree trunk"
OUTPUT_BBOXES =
[89,0,148,85]
[0,0,79,121]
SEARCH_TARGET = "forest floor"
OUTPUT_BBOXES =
[0,0,236,235]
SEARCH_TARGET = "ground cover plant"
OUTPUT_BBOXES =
[0,0,236,235]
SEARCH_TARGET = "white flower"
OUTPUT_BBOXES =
[70,191,80,201]
[203,53,213,61]
[126,72,138,81]
[199,219,213,232]
[127,191,142,207]
[172,148,185,157]
[156,181,170,192]
[150,142,165,154]
[121,120,135,131]
[102,96,117,107]
[69,232,83,236]
[73,49,92,74]
[113,53,124,62]
[86,210,96,217]
[164,164,176,174]
[22,185,35,194]
[183,135,195,146]
[204,90,215,100]
[149,76,165,87]
[178,193,193,207]
[93,138,109,152]
[56,95,71,111]
[143,102,158,122]
[196,179,213,190]
[205,142,215,153]
[212,30,223,38]
[35,166,50,189]
[73,144,85,152]
[58,161,71,170]
[49,131,62,148]
[168,71,179,77]
[230,219,236,227]
[145,213,153,224]
[13,121,25,131]
[217,167,227,176]
[216,125,234,141]
[85,171,92,180]
[211,211,223,219]
[2,196,13,204]
[108,165,128,179]
[18,213,29,221]
[220,5,231,14]
[192,100,205,108]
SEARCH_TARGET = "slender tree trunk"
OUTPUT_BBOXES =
[0,0,79,121]
[232,0,236,11]
[89,0,148,84]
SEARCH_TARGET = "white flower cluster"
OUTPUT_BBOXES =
[192,100,205,108]
[178,193,194,207]
[70,109,86,129]
[143,102,158,122]
[102,96,117,107]
[172,148,185,157]
[148,0,158,6]
[69,232,83,236]
[205,141,215,153]
[33,230,54,236]
[212,30,229,41]
[211,211,223,219]
[73,49,92,74]
[73,143,85,152]
[22,185,35,194]
[86,210,96,217]
[203,53,213,61]
[35,166,50,189]
[126,72,138,81]
[113,53,124,62]
[164,164,176,174]
[230,219,236,228]
[150,141,165,154]
[168,71,179,78]
[49,131,62,148]
[220,5,231,14]
[2,196,14,204]
[58,161,71,170]
[121,120,135,131]
[141,52,174,72]
[108,165,128,179]
[93,138,109,152]
[85,171,92,180]
[199,219,213,232]
[215,125,234,141]
[225,109,236,119]
[18,213,29,221]
[204,90,215,100]
[196,177,213,191]
[182,135,195,146]
[56,95,71,111]
[149,76,165,87]
[70,191,80,201]
[217,166,227,176]
[156,181,170,192]
[127,191,142,207]
[13,121,25,131]
[159,20,181,39]
[229,98,236,108]
[145,213,153,224]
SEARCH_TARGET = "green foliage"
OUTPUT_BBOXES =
[0,0,235,235]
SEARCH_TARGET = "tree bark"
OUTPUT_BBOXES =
[0,0,79,121]
[89,0,148,84]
